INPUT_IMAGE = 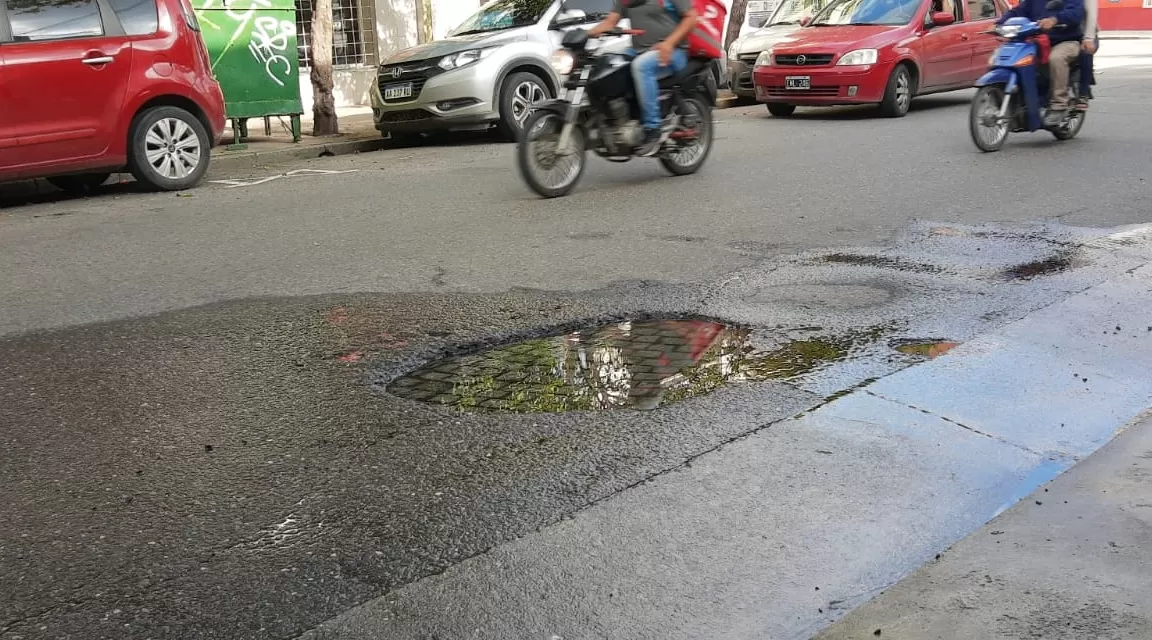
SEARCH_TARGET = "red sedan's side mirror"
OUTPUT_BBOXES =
[800,15,812,26]
[930,11,956,26]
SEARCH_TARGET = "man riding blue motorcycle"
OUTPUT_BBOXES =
[996,0,1085,126]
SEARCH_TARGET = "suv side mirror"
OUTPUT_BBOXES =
[930,11,956,26]
[553,7,588,27]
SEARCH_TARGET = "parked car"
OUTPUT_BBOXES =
[752,0,1007,117]
[726,0,832,99]
[371,0,648,142]
[0,0,226,193]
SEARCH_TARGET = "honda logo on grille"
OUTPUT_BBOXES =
[795,55,807,65]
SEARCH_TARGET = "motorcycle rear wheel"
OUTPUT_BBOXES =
[517,110,587,199]
[660,96,713,176]
[1051,109,1086,141]
[970,85,1010,153]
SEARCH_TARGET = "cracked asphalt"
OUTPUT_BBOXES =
[1,64,1151,640]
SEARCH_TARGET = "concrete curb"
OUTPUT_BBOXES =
[210,136,387,174]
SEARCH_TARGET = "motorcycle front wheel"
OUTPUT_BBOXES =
[660,96,713,176]
[969,85,1010,153]
[517,110,587,199]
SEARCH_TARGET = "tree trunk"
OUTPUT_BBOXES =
[309,0,339,136]
[724,0,747,52]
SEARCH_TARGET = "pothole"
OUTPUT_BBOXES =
[819,253,944,274]
[387,320,884,413]
[892,339,961,359]
[1003,254,1076,280]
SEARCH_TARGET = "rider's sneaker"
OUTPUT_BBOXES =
[636,129,665,157]
[1074,97,1090,111]
[1043,108,1068,127]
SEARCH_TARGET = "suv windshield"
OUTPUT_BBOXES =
[450,0,553,36]
[769,0,833,24]
[810,0,922,26]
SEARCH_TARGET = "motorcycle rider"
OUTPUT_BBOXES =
[997,0,1085,126]
[1076,0,1098,110]
[588,0,699,156]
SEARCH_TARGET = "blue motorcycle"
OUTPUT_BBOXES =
[969,13,1086,152]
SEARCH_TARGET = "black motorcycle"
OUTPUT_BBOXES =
[516,27,718,198]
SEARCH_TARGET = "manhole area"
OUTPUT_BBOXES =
[386,320,882,413]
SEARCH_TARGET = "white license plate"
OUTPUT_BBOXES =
[748,1,771,12]
[785,76,811,90]
[384,83,413,100]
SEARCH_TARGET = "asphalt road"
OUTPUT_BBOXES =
[2,64,1151,640]
[1,64,1150,337]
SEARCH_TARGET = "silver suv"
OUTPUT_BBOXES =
[372,0,630,141]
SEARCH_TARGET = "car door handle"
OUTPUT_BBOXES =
[82,56,115,65]
[961,33,970,40]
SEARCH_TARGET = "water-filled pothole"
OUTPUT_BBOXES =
[387,320,882,413]
[892,339,961,359]
[819,253,944,274]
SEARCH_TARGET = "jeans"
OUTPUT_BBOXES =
[1048,40,1080,109]
[628,47,689,131]
[1079,38,1098,98]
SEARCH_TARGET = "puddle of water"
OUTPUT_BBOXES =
[386,320,883,413]
[893,340,961,360]
[820,253,944,274]
[1003,255,1075,280]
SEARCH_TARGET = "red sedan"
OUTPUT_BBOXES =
[753,0,1009,117]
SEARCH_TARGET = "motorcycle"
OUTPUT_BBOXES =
[969,5,1086,153]
[516,25,718,198]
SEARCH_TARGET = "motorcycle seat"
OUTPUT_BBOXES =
[658,58,713,89]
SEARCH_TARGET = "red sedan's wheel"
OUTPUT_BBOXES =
[879,64,914,118]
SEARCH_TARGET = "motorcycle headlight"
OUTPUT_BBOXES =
[836,49,878,66]
[755,49,773,67]
[550,49,575,75]
[996,24,1021,38]
[438,47,497,71]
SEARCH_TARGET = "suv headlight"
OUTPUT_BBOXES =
[755,49,773,67]
[550,49,575,75]
[836,49,878,66]
[438,47,497,71]
[728,41,742,61]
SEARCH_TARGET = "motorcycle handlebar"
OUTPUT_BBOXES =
[593,28,645,37]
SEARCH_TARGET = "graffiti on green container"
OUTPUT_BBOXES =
[196,0,298,88]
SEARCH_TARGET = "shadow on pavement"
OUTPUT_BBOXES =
[762,94,973,121]
[0,175,146,209]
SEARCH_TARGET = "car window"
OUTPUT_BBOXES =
[967,0,997,19]
[107,0,159,35]
[449,0,552,36]
[929,0,963,21]
[811,0,923,26]
[769,0,832,25]
[7,0,104,41]
[565,0,615,19]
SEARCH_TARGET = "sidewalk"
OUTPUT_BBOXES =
[212,107,384,174]
[815,410,1152,640]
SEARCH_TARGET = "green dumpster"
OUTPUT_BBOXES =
[193,0,305,148]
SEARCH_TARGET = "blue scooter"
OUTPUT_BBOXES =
[968,7,1086,152]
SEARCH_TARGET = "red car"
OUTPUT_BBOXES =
[0,0,226,193]
[753,0,1008,117]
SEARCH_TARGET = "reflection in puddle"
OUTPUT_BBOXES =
[893,340,960,359]
[387,320,882,413]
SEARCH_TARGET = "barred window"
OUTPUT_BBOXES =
[295,0,378,68]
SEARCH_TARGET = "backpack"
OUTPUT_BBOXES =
[662,0,727,59]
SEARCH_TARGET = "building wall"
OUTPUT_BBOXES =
[1099,0,1152,30]
[298,0,422,110]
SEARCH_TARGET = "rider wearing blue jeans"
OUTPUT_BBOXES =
[588,0,698,156]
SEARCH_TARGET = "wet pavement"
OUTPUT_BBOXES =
[2,63,1152,640]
